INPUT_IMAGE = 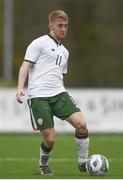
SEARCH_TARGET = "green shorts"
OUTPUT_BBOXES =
[27,92,80,130]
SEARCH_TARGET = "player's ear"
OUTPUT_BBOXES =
[48,23,53,31]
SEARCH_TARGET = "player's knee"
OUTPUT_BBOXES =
[45,134,56,148]
[75,120,87,130]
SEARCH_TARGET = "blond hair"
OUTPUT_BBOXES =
[49,10,68,23]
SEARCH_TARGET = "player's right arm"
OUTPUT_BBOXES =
[16,61,32,103]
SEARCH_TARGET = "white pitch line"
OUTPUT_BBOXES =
[0,158,75,162]
[0,158,123,162]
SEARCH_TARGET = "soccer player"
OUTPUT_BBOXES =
[16,10,89,176]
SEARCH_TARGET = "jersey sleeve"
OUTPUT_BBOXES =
[62,62,68,74]
[24,40,41,63]
[62,50,69,74]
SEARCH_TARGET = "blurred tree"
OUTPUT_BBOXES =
[63,0,123,87]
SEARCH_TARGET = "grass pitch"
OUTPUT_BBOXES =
[0,133,123,179]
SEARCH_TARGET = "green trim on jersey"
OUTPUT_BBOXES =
[28,92,80,130]
[48,34,61,46]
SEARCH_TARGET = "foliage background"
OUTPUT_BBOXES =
[0,0,123,87]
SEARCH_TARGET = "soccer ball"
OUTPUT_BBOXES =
[86,154,109,176]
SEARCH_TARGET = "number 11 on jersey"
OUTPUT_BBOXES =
[56,55,62,66]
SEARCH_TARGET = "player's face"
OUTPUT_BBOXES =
[49,18,68,41]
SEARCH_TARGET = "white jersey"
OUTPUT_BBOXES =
[24,34,69,99]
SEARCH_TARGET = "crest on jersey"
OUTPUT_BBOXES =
[37,118,43,125]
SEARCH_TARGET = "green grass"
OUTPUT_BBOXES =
[0,133,123,179]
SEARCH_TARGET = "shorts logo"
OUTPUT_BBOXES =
[37,118,43,125]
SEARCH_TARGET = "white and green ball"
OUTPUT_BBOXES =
[86,154,109,176]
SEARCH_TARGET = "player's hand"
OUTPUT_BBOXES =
[16,89,25,103]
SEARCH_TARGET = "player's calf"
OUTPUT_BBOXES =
[75,129,89,173]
